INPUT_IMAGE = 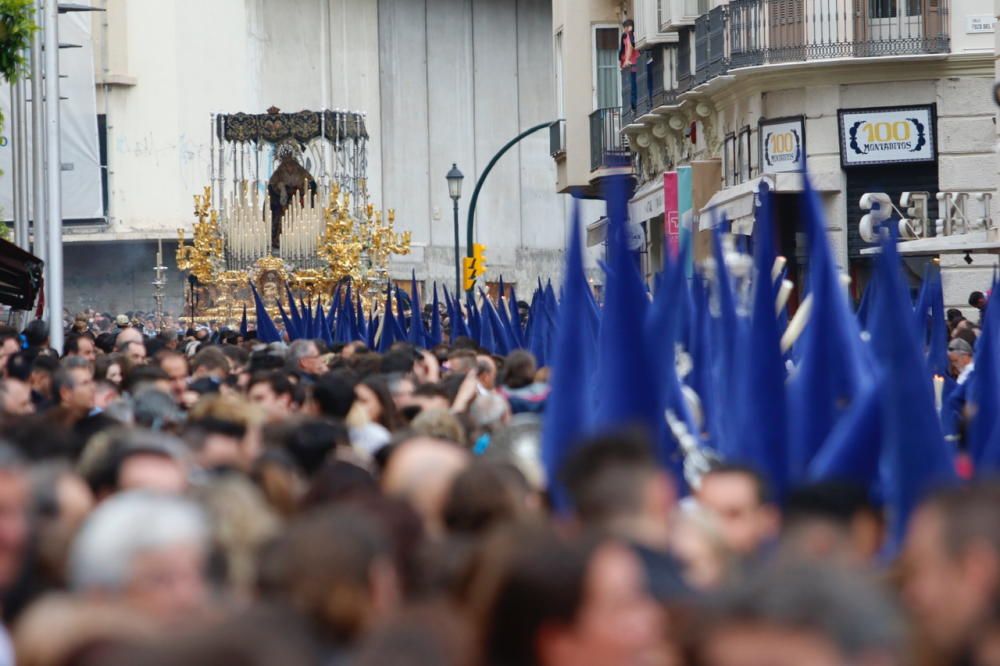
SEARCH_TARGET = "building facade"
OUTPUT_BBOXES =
[21,0,583,316]
[553,0,998,311]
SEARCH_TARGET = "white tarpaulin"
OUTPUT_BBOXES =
[0,10,102,222]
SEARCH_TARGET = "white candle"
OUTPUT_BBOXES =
[780,295,813,354]
[933,374,944,415]
[771,256,787,283]
[156,238,163,267]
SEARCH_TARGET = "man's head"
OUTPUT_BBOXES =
[247,370,295,422]
[53,359,96,416]
[287,339,325,376]
[69,491,208,625]
[185,394,258,472]
[28,354,59,400]
[0,328,21,374]
[0,378,34,417]
[561,430,675,548]
[903,483,1000,660]
[948,337,974,375]
[382,436,470,537]
[309,371,357,420]
[969,291,987,310]
[476,355,497,391]
[23,320,49,349]
[500,350,537,389]
[65,335,97,364]
[123,365,171,397]
[117,340,147,366]
[696,463,778,557]
[381,347,417,377]
[781,482,882,565]
[115,326,144,350]
[157,352,190,404]
[445,350,477,376]
[190,346,230,382]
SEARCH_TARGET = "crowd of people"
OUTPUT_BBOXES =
[0,310,989,666]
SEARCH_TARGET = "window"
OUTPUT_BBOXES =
[677,28,692,81]
[724,133,736,187]
[869,0,896,18]
[739,127,752,182]
[97,114,109,217]
[594,26,621,110]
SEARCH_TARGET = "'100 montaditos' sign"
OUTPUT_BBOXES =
[838,105,936,167]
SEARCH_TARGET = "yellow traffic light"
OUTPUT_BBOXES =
[463,257,477,291]
[472,243,487,277]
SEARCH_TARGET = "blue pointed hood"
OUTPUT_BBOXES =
[968,274,1000,469]
[277,301,298,341]
[285,285,303,334]
[541,197,597,510]
[478,294,497,354]
[408,271,426,348]
[249,282,282,343]
[592,175,664,454]
[733,182,789,499]
[787,174,870,482]
[429,283,443,347]
[873,228,958,551]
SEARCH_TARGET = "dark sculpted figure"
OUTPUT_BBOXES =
[267,148,317,250]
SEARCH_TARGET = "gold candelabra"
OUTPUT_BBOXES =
[176,183,411,326]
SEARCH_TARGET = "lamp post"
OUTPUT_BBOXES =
[446,164,464,296]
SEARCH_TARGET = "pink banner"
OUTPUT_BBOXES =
[664,171,679,257]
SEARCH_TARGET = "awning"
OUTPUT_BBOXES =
[698,177,767,235]
[860,229,1000,256]
[628,177,664,222]
[587,217,608,247]
[698,171,842,235]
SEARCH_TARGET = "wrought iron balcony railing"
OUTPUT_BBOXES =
[695,0,949,82]
[590,108,631,172]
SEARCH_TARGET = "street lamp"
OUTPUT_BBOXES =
[446,163,464,296]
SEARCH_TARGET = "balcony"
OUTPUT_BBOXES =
[660,0,704,31]
[590,108,631,172]
[690,0,949,85]
[621,47,673,127]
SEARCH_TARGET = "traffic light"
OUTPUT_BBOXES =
[463,257,477,291]
[472,243,487,277]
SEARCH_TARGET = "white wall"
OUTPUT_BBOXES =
[85,0,570,311]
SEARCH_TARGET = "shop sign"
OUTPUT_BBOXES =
[858,190,992,242]
[759,117,805,173]
[838,105,935,167]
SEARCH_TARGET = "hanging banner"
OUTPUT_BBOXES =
[759,117,805,173]
[0,11,103,223]
[677,166,693,276]
[838,105,936,167]
[664,171,679,257]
